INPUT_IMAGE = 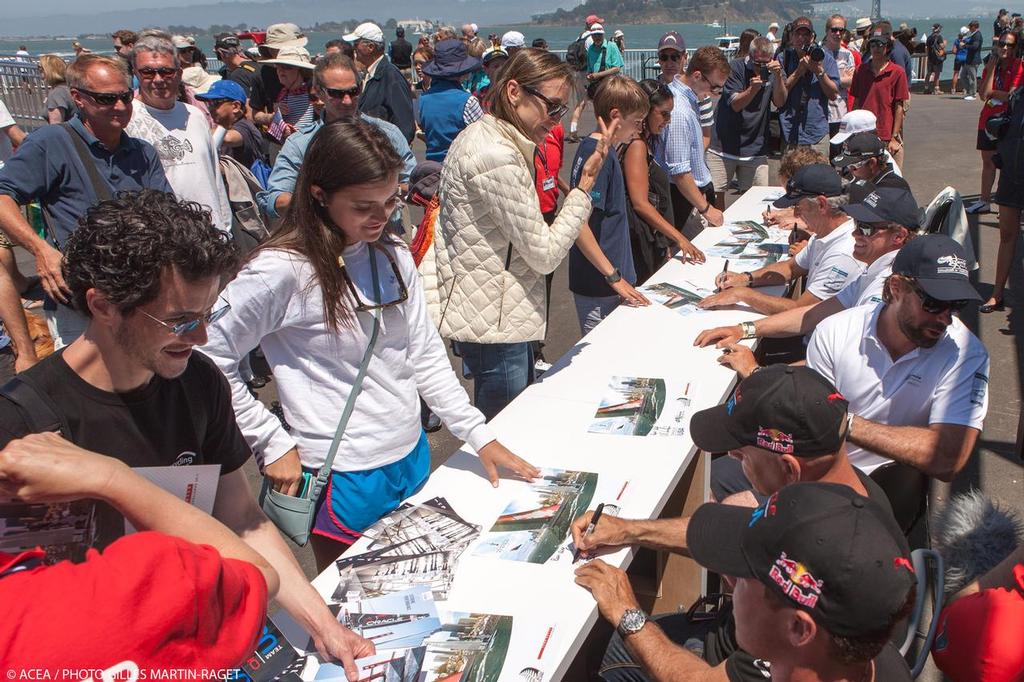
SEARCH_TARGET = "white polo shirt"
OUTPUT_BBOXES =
[835,250,898,309]
[793,219,864,299]
[806,303,989,473]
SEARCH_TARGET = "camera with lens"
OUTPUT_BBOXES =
[802,42,825,61]
[759,64,771,81]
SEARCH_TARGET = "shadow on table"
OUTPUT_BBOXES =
[534,341,590,383]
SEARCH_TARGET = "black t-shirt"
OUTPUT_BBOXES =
[926,33,946,62]
[722,640,911,681]
[0,350,252,548]
[847,167,912,203]
[227,118,268,168]
[389,38,413,69]
[704,470,897,679]
[226,61,273,113]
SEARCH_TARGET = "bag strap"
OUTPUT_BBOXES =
[0,373,70,436]
[308,249,383,500]
[599,46,607,72]
[61,123,112,203]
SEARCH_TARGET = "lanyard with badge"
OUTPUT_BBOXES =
[537,147,556,193]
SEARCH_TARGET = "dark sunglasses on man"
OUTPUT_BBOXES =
[137,66,179,79]
[658,51,681,62]
[73,88,134,106]
[322,84,362,100]
[908,279,970,314]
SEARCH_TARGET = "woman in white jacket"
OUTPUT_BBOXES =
[202,121,537,569]
[431,48,619,419]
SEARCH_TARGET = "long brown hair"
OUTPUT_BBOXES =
[259,120,403,331]
[487,48,572,136]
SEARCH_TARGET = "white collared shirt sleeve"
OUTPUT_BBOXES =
[928,341,990,429]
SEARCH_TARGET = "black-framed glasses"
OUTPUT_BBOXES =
[908,280,970,314]
[999,39,1016,47]
[699,72,724,94]
[522,84,569,120]
[322,84,362,100]
[74,88,134,106]
[339,243,409,312]
[829,26,847,33]
[137,300,231,336]
[853,220,894,237]
[137,66,179,79]
[658,51,681,62]
[203,98,233,108]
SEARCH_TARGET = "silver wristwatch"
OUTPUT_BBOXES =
[617,608,648,637]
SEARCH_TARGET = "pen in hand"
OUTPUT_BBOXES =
[573,502,606,562]
[716,259,729,292]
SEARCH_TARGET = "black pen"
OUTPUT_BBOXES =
[573,502,606,562]
[717,259,729,292]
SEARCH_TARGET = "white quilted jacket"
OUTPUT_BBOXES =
[425,114,593,343]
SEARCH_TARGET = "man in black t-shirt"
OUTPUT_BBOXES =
[571,366,913,681]
[388,27,413,76]
[214,33,275,122]
[924,24,947,94]
[0,190,374,679]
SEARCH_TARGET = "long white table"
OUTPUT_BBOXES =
[300,186,787,681]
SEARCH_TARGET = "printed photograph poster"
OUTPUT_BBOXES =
[0,498,96,564]
[336,587,442,650]
[420,612,514,682]
[499,621,561,682]
[472,468,598,564]
[588,376,694,438]
[638,281,713,317]
[316,648,426,682]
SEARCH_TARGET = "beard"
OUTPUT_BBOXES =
[114,319,189,381]
[896,304,946,349]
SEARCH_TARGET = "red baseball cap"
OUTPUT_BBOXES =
[586,14,605,26]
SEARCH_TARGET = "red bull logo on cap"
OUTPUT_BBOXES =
[770,551,824,608]
[756,427,795,454]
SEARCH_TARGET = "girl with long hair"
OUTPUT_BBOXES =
[203,121,537,569]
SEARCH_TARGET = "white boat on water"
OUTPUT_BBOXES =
[707,20,722,28]
[398,19,436,35]
[717,35,741,51]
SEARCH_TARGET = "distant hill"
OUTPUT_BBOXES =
[533,0,813,26]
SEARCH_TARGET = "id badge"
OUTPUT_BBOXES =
[542,176,556,191]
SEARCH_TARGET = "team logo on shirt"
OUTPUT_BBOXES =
[756,427,794,453]
[172,451,197,466]
[770,551,824,608]
[936,254,968,276]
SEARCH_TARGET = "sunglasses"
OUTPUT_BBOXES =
[204,98,235,108]
[999,40,1017,47]
[522,84,569,119]
[908,280,970,314]
[658,51,681,62]
[340,244,409,312]
[137,66,179,79]
[853,220,894,237]
[699,72,724,94]
[138,300,231,336]
[829,26,847,33]
[74,88,134,106]
[322,85,362,100]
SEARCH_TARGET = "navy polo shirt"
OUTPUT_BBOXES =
[0,115,171,249]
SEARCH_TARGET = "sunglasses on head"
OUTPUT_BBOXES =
[322,84,362,100]
[137,300,231,336]
[137,66,179,79]
[907,279,970,314]
[658,51,681,61]
[75,88,134,106]
[522,84,569,119]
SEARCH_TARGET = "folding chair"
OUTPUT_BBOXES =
[899,548,945,679]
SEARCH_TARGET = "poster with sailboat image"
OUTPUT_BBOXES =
[471,468,599,564]
[587,376,694,438]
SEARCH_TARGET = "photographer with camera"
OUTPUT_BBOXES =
[773,17,839,159]
[851,25,910,168]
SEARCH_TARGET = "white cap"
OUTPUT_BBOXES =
[613,29,624,38]
[264,23,308,49]
[261,46,315,70]
[181,65,221,94]
[343,22,385,44]
[471,23,479,33]
[769,22,780,29]
[589,23,605,34]
[830,109,878,144]
[960,25,969,34]
[172,35,191,49]
[501,30,526,48]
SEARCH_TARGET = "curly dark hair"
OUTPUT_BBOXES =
[63,190,240,317]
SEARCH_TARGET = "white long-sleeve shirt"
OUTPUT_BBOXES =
[201,241,495,472]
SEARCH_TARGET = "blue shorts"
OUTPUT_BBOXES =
[310,430,430,545]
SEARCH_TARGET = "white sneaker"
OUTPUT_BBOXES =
[534,359,552,376]
[966,200,991,214]
[964,95,977,101]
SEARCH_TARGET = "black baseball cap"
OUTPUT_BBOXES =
[214,33,240,49]
[690,365,849,457]
[792,16,814,32]
[687,482,915,637]
[832,131,885,167]
[772,164,844,208]
[867,26,893,44]
[892,234,981,302]
[841,185,922,228]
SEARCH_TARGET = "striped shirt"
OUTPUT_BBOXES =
[277,90,315,128]
[656,77,712,187]
[463,96,484,126]
[698,96,715,129]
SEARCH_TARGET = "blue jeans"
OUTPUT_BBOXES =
[456,341,534,421]
[573,293,621,336]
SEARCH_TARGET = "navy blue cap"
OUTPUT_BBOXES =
[892,234,981,302]
[422,39,482,78]
[841,185,921,228]
[773,164,844,208]
[832,132,886,168]
[195,79,247,103]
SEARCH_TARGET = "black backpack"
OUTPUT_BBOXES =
[566,37,588,71]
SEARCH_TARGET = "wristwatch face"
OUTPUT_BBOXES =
[618,608,647,636]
